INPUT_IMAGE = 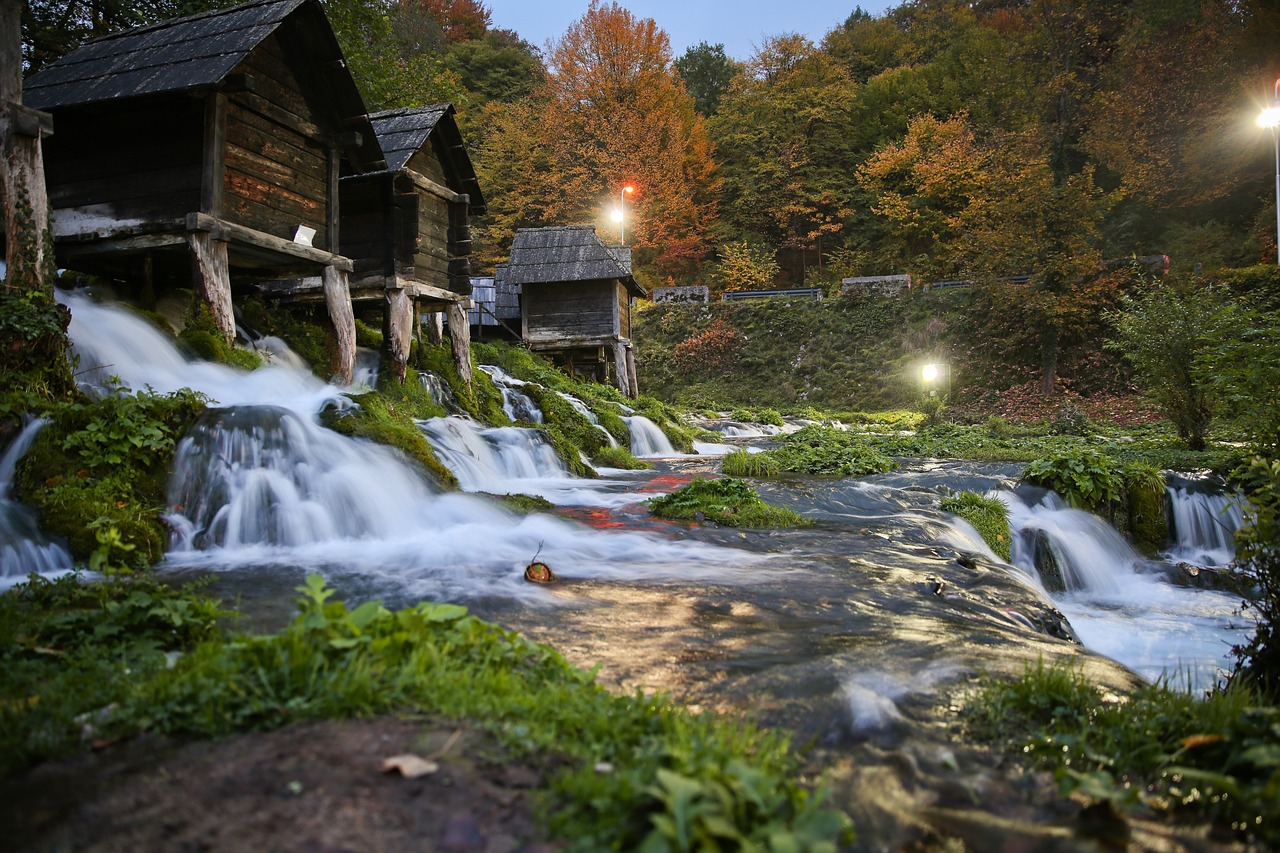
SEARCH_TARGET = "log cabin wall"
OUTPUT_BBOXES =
[222,33,330,250]
[523,281,618,344]
[338,175,392,280]
[43,99,204,223]
[616,281,632,339]
[405,145,453,291]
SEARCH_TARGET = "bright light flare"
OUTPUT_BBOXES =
[610,207,623,223]
[1259,106,1280,128]
[622,185,635,195]
[922,364,939,383]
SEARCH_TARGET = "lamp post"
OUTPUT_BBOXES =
[616,184,634,244]
[1257,79,1280,264]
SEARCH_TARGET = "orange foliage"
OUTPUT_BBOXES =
[672,319,744,375]
[400,0,491,43]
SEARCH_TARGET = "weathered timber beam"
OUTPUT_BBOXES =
[527,336,624,350]
[186,212,353,272]
[52,214,185,241]
[58,232,187,256]
[346,273,467,305]
[7,102,53,138]
[398,169,468,205]
[228,92,333,148]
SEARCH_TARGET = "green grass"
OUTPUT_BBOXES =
[967,660,1280,847]
[647,477,808,528]
[939,491,1011,561]
[722,449,782,478]
[748,425,895,477]
[0,574,850,851]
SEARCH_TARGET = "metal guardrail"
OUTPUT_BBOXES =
[722,288,824,301]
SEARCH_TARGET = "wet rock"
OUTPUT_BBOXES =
[1030,529,1067,592]
[440,812,486,851]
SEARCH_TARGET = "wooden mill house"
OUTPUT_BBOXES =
[503,226,646,398]
[337,104,484,384]
[21,0,384,383]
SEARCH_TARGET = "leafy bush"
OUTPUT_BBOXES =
[1023,447,1124,510]
[760,425,895,477]
[940,491,1011,560]
[968,660,1280,847]
[647,477,807,528]
[1232,457,1280,701]
[672,319,745,376]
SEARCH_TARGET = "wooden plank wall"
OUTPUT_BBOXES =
[43,100,203,222]
[338,176,390,277]
[405,146,451,289]
[524,281,618,343]
[223,34,329,249]
[616,282,631,338]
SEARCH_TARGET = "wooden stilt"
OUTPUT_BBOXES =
[424,311,444,345]
[445,300,472,388]
[386,287,413,384]
[612,341,632,398]
[322,264,356,384]
[625,344,639,399]
[186,230,234,343]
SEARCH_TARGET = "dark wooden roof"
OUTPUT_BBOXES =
[368,104,486,213]
[23,0,380,167]
[505,226,644,296]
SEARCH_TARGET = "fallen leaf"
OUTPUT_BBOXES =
[381,754,440,778]
[1180,734,1225,749]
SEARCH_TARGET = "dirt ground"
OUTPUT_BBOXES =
[1,717,563,853]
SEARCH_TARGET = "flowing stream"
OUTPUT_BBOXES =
[0,292,1260,843]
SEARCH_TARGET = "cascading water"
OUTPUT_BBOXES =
[1164,477,1247,567]
[625,415,677,457]
[995,488,1248,687]
[556,391,618,448]
[59,292,755,599]
[0,420,73,588]
[478,365,543,423]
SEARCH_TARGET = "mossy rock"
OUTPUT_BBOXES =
[591,445,650,470]
[940,490,1011,561]
[647,477,807,529]
[320,392,458,490]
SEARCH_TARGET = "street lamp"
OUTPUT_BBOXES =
[614,184,634,244]
[1257,79,1280,264]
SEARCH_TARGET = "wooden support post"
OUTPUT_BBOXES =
[625,344,639,400]
[424,311,443,344]
[322,264,356,384]
[385,287,413,384]
[612,341,633,399]
[445,300,472,388]
[186,229,234,343]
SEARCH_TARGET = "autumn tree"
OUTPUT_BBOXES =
[711,35,857,265]
[474,1,718,276]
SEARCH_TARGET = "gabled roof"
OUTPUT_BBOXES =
[505,226,644,297]
[25,0,307,109]
[368,105,486,213]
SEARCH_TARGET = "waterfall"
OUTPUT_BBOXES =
[57,293,760,595]
[478,365,543,423]
[625,415,677,457]
[557,392,618,448]
[1164,482,1246,567]
[352,347,380,390]
[1003,491,1131,594]
[167,406,441,550]
[0,420,73,587]
[418,416,569,492]
[419,371,459,412]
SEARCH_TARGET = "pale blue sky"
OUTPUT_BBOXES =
[483,1,898,61]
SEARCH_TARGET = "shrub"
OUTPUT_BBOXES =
[672,319,745,375]
[1232,456,1280,701]
[647,477,807,528]
[1023,447,1124,510]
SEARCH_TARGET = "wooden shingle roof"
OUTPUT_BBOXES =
[505,226,644,297]
[368,105,486,213]
[24,0,308,109]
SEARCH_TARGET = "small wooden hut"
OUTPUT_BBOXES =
[21,0,381,382]
[503,226,646,398]
[338,104,484,383]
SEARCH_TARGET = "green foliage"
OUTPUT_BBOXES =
[1023,447,1124,510]
[1123,462,1169,554]
[416,342,509,425]
[674,41,739,116]
[721,449,781,478]
[0,572,227,771]
[647,477,807,529]
[1107,278,1222,450]
[591,445,651,470]
[939,491,1011,561]
[1231,457,1280,702]
[755,425,894,477]
[12,388,209,566]
[320,391,457,489]
[28,575,846,849]
[0,288,75,403]
[1197,285,1280,456]
[967,661,1280,847]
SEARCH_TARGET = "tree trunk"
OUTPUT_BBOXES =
[612,341,633,398]
[186,231,235,343]
[445,300,472,388]
[1,0,54,295]
[385,287,413,384]
[322,264,356,385]
[1039,326,1059,396]
[625,344,639,400]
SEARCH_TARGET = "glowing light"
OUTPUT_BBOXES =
[1259,106,1280,128]
[922,364,939,382]
[610,207,623,223]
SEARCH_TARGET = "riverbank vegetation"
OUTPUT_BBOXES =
[0,572,849,850]
[966,660,1280,848]
[647,477,807,529]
